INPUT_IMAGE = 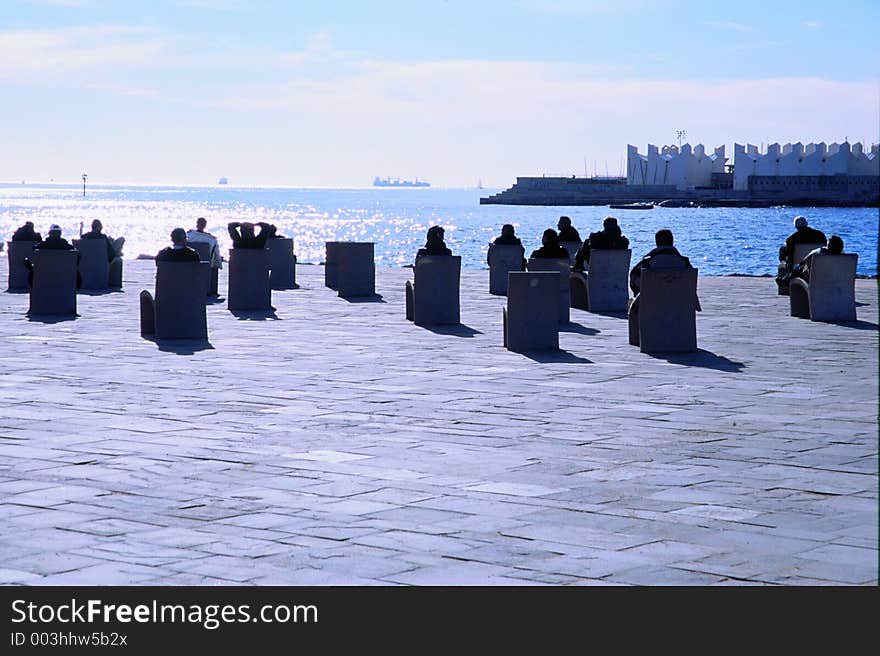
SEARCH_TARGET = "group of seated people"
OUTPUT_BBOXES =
[16,221,125,289]
[156,220,287,262]
[775,215,845,286]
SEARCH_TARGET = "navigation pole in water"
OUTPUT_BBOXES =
[82,173,87,197]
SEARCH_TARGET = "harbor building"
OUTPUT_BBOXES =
[627,143,727,190]
[481,140,879,207]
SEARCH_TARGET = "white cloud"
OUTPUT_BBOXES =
[0,25,165,76]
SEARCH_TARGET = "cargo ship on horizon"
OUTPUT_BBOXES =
[373,176,430,188]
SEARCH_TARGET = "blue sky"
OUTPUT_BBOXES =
[2,0,878,186]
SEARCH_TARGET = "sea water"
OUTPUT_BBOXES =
[1,183,876,276]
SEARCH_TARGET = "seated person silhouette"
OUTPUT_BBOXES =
[575,216,630,271]
[228,221,271,249]
[24,224,80,288]
[556,216,581,243]
[80,219,120,263]
[487,223,525,269]
[530,228,570,260]
[187,217,222,266]
[156,228,201,263]
[782,235,844,285]
[629,228,700,314]
[776,215,827,289]
[12,221,42,242]
[416,226,452,261]
[265,224,285,239]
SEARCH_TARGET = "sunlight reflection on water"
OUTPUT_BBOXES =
[1,184,876,276]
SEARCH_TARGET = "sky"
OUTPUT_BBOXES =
[1,0,878,187]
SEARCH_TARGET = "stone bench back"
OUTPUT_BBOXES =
[154,261,210,339]
[336,242,375,298]
[227,248,271,311]
[559,241,582,268]
[586,249,631,312]
[637,267,698,353]
[73,239,110,290]
[406,255,461,326]
[488,244,524,296]
[190,241,213,262]
[790,254,858,322]
[268,238,297,290]
[28,249,78,316]
[526,258,570,324]
[503,271,559,352]
[6,241,38,291]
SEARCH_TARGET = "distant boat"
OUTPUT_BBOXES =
[373,176,430,188]
[218,177,228,185]
[609,202,653,210]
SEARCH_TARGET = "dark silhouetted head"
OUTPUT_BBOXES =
[827,235,843,254]
[542,228,559,247]
[557,216,571,230]
[794,215,808,229]
[196,217,207,231]
[501,224,516,238]
[49,224,62,236]
[91,219,102,233]
[171,228,187,245]
[25,221,34,229]
[427,226,445,243]
[603,216,618,230]
[655,229,674,247]
[240,222,255,238]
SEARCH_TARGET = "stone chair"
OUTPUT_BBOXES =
[405,255,461,326]
[27,249,78,316]
[778,242,824,296]
[487,243,524,295]
[324,241,342,289]
[268,237,297,290]
[73,239,123,290]
[6,240,38,291]
[335,242,375,298]
[190,242,220,296]
[227,248,272,311]
[139,261,209,339]
[570,249,631,313]
[73,238,110,290]
[503,271,559,352]
[526,258,570,323]
[629,263,698,353]
[789,254,858,322]
[559,241,582,268]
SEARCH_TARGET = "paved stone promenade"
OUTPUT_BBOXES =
[1,259,877,585]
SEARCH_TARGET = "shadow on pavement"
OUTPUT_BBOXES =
[519,349,592,364]
[154,339,215,355]
[827,319,879,331]
[647,348,746,372]
[422,323,482,338]
[342,294,386,304]
[230,309,279,321]
[26,314,78,323]
[560,322,599,335]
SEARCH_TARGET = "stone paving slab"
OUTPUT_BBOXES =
[0,258,877,585]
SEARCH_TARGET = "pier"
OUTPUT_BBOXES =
[0,260,876,585]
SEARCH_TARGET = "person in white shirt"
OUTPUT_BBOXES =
[186,217,222,296]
